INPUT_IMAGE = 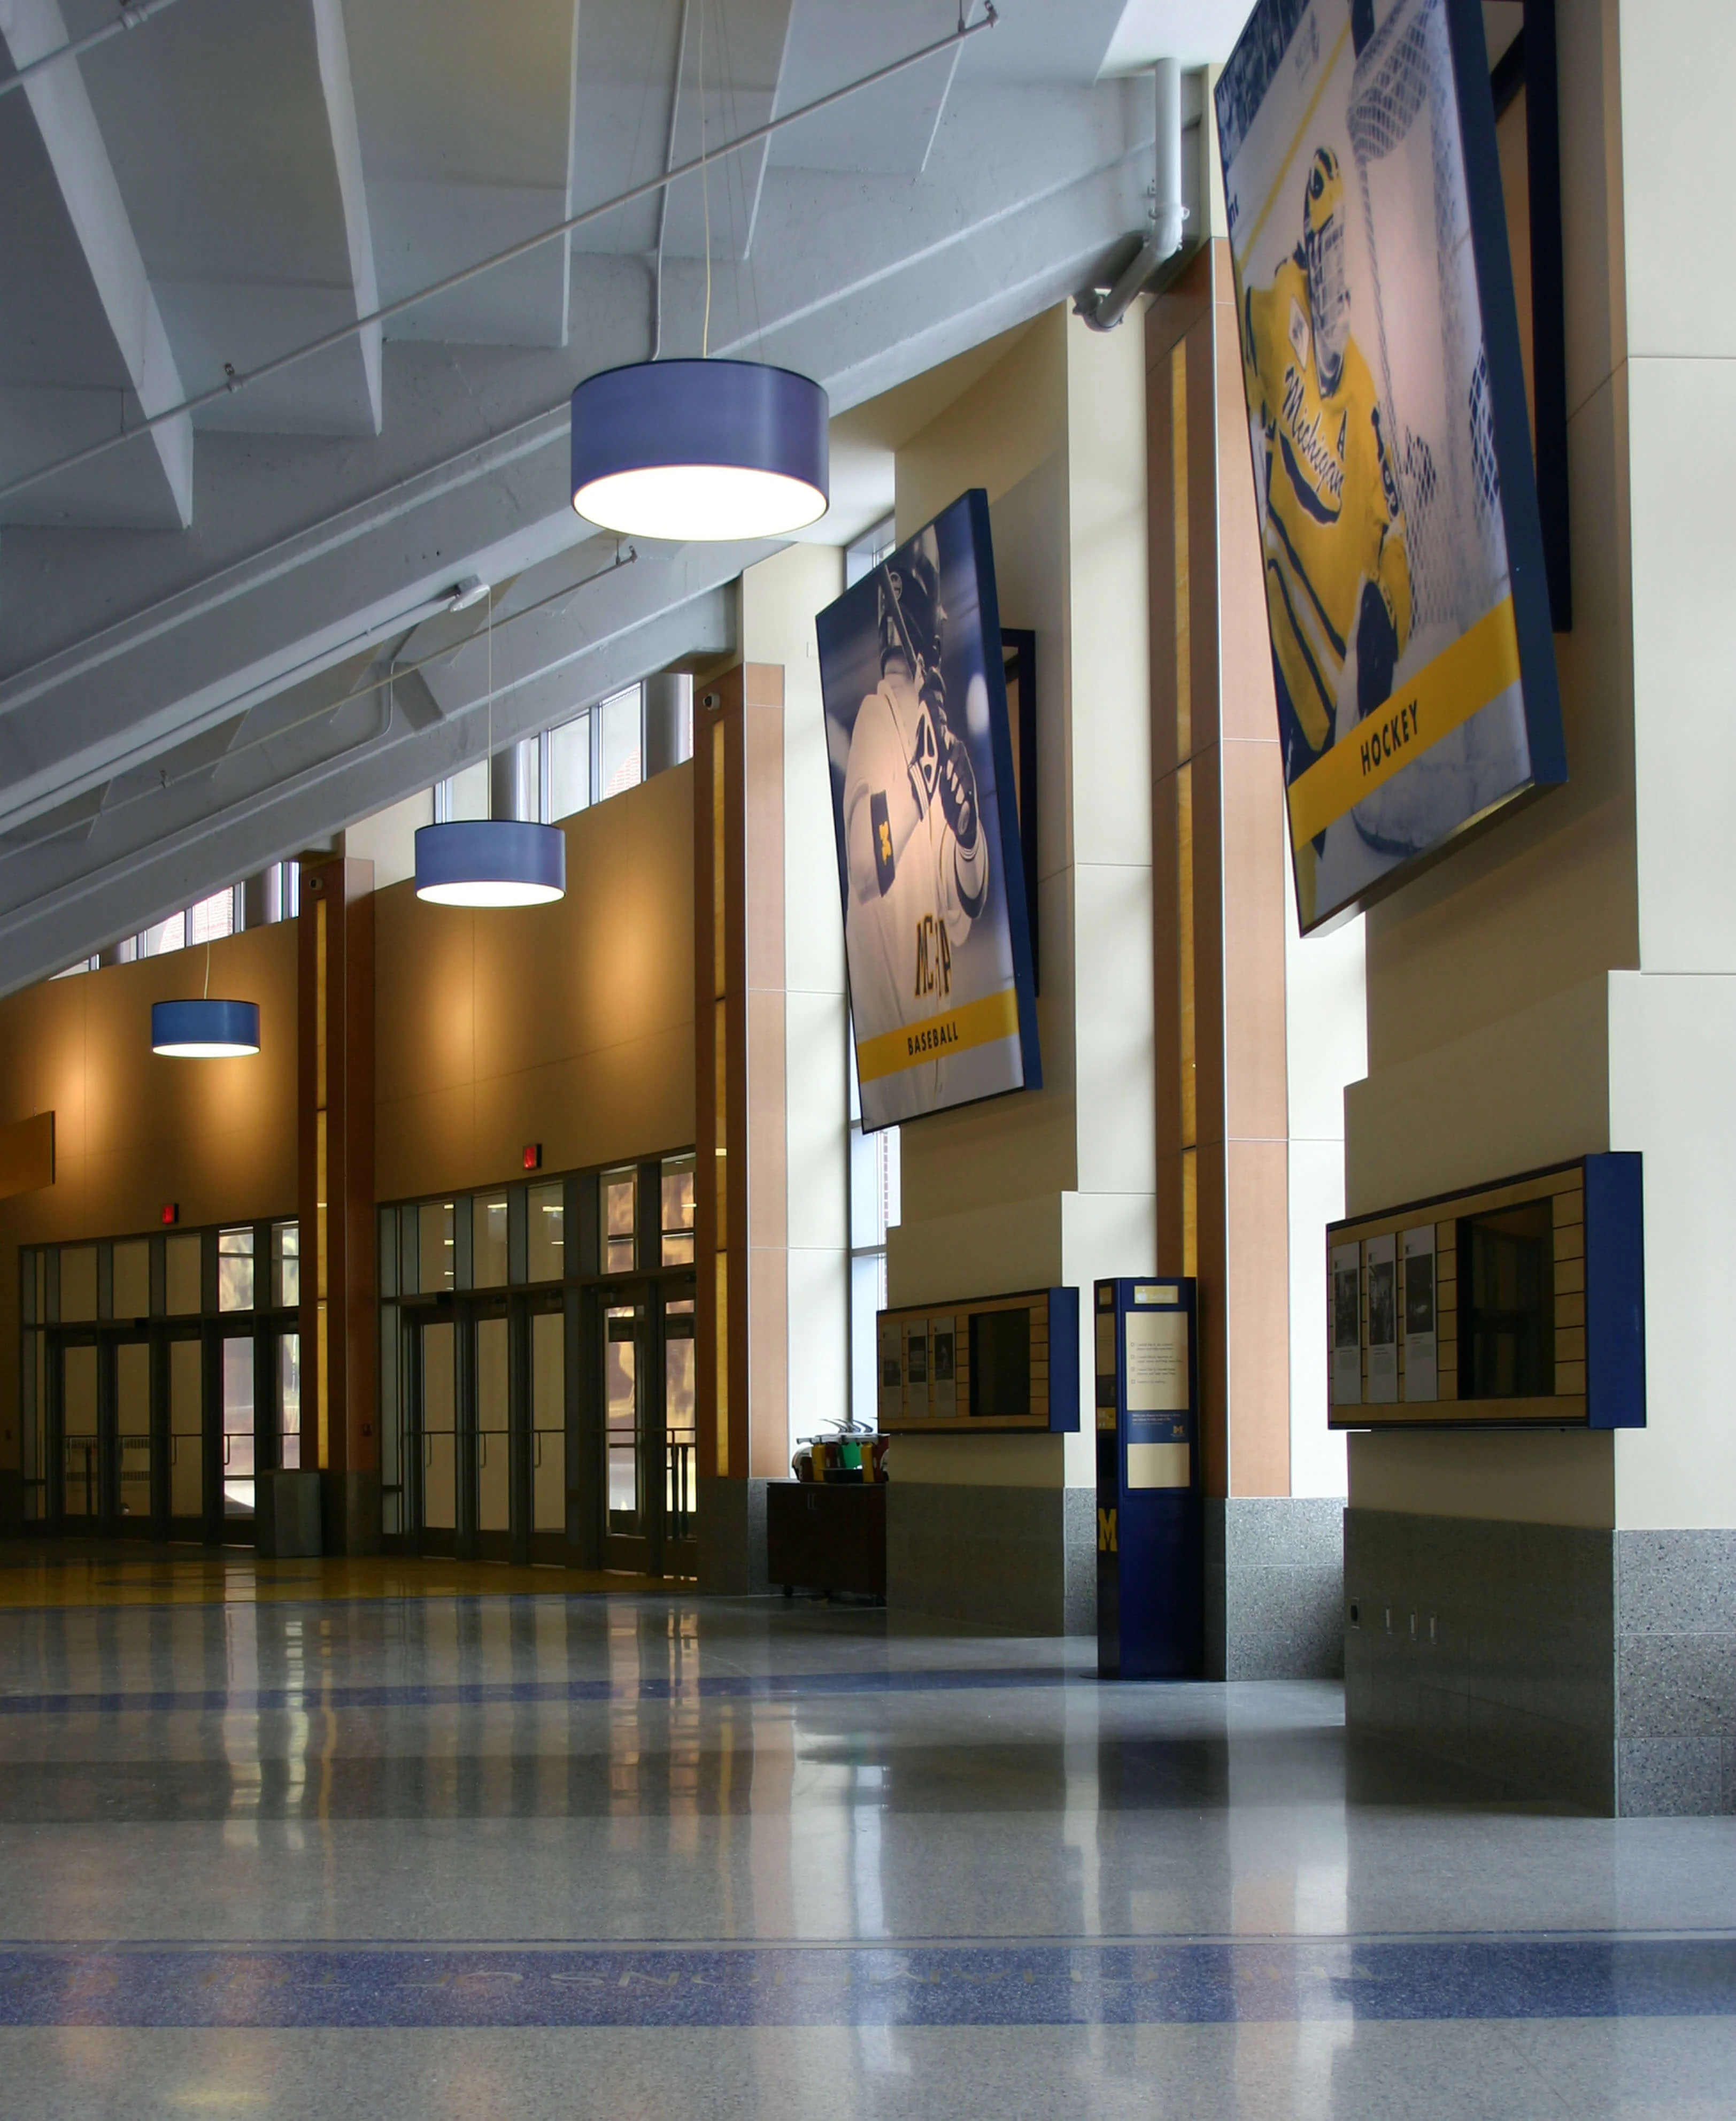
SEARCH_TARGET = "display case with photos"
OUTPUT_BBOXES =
[1326,1153,1644,1430]
[876,1286,1079,1434]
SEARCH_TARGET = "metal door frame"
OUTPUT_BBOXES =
[595,1272,696,1579]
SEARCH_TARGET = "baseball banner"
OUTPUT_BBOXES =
[1216,0,1565,931]
[815,489,1040,1132]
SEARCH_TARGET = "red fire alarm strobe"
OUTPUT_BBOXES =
[160,1203,179,1226]
[522,1143,543,1172]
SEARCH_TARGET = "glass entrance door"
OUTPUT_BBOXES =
[474,1307,511,1559]
[599,1281,696,1578]
[59,1340,99,1524]
[663,1293,697,1571]
[114,1337,152,1531]
[167,1332,205,1531]
[529,1300,567,1561]
[601,1298,644,1567]
[419,1313,458,1552]
[220,1333,256,1538]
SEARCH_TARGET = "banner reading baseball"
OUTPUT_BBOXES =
[815,490,1041,1133]
[1215,0,1565,931]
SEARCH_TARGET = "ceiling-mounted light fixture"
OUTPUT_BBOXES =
[569,358,828,542]
[414,586,566,909]
[568,6,827,544]
[151,945,259,1058]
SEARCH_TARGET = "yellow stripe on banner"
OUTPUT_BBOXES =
[855,986,1022,1085]
[1232,16,1355,272]
[1286,596,1524,849]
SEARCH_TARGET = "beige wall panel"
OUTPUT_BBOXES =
[1145,249,1212,376]
[0,1113,54,1201]
[745,989,787,1253]
[473,1032,696,1189]
[1189,740,1226,1146]
[1224,1136,1291,1498]
[1559,0,1625,413]
[888,1192,1063,1312]
[1213,320,1274,749]
[1609,970,1736,1530]
[746,1242,789,1479]
[896,310,1068,539]
[1349,1428,1616,1528]
[1346,975,1611,1222]
[1219,737,1290,1142]
[0,927,298,1474]
[374,893,476,1100]
[1195,1137,1229,1498]
[374,1084,475,1205]
[895,1433,1068,1487]
[1066,308,1152,870]
[742,704,786,996]
[1617,0,1733,363]
[1629,359,1736,971]
[20,976,92,1165]
[1073,859,1156,1198]
[375,767,697,1202]
[999,454,1074,889]
[1362,368,1637,1070]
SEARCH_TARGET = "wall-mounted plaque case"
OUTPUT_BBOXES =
[1326,1153,1644,1430]
[875,1287,1079,1434]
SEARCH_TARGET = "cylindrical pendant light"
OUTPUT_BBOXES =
[569,358,828,542]
[413,819,566,907]
[151,997,260,1058]
[413,585,568,909]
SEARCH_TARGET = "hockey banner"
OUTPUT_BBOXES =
[815,489,1041,1132]
[1216,0,1565,932]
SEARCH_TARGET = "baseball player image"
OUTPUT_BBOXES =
[840,529,989,1123]
[1240,142,1414,906]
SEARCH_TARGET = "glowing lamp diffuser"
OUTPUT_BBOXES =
[151,998,260,1059]
[569,359,829,541]
[414,820,566,908]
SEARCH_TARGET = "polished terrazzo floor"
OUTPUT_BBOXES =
[1,1544,1733,2118]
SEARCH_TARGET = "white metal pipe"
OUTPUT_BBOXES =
[1077,57,1189,332]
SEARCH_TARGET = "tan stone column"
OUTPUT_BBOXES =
[694,663,788,1589]
[297,854,379,1553]
[1149,246,1295,1665]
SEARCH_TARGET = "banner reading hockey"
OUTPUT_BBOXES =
[1216,0,1565,932]
[815,489,1040,1132]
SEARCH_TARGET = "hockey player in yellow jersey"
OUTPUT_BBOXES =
[1241,145,1413,912]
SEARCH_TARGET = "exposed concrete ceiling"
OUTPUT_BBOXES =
[0,0,1260,992]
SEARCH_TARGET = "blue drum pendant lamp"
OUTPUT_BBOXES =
[413,817,565,907]
[414,585,567,909]
[569,358,828,542]
[151,945,259,1058]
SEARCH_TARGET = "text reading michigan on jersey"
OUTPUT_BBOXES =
[814,489,1041,1133]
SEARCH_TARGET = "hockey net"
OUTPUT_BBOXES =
[1347,0,1507,642]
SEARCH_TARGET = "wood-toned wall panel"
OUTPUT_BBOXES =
[1225,1136,1291,1495]
[374,765,697,1205]
[1220,736,1291,1142]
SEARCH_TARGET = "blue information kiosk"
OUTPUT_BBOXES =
[1094,1277,1203,1679]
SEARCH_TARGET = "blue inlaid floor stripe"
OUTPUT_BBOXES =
[0,1938,1732,2028]
[0,1665,1080,1721]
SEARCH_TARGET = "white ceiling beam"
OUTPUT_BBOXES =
[0,0,191,527]
[0,73,1152,971]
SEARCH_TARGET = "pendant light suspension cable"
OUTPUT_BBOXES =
[699,0,712,359]
[652,0,694,363]
[0,4,998,510]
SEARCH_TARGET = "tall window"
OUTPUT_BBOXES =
[848,1042,900,1428]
